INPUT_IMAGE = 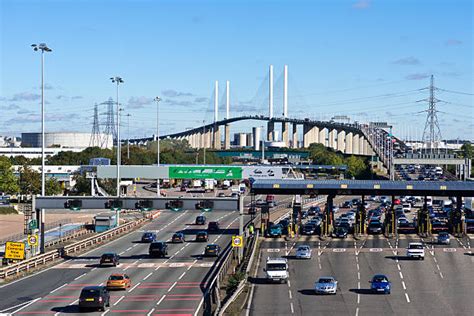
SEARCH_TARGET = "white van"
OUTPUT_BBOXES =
[265,257,289,283]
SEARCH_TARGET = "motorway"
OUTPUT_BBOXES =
[0,208,247,316]
[249,233,474,316]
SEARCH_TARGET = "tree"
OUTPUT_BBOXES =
[18,165,41,194]
[460,142,473,159]
[346,156,367,179]
[72,173,91,195]
[0,156,19,194]
[46,178,62,195]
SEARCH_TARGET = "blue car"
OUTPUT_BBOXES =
[141,232,157,243]
[370,274,391,294]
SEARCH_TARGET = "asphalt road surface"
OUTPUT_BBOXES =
[248,233,474,316]
[0,209,248,316]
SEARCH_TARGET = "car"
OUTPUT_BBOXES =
[295,245,312,259]
[100,253,120,267]
[255,199,266,206]
[231,192,240,198]
[368,221,383,234]
[267,223,283,237]
[332,206,340,213]
[195,231,209,242]
[279,218,290,230]
[402,203,412,213]
[406,242,425,260]
[342,201,353,208]
[314,277,338,294]
[308,218,322,227]
[172,232,185,243]
[217,192,226,197]
[207,221,220,232]
[195,215,207,225]
[333,226,348,238]
[79,286,110,312]
[346,212,356,221]
[106,273,131,290]
[302,224,317,235]
[141,232,157,243]
[204,244,221,257]
[437,232,450,245]
[149,241,168,258]
[308,206,321,215]
[370,274,391,294]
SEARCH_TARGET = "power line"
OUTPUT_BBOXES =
[421,75,443,153]
[438,88,474,96]
[89,103,101,147]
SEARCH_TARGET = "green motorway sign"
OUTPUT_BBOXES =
[169,166,242,180]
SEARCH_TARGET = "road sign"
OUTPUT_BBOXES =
[27,234,38,246]
[5,241,25,260]
[28,219,38,230]
[232,235,243,247]
[169,166,242,179]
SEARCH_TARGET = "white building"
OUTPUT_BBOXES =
[21,132,112,149]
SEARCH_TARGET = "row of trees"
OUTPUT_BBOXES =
[0,156,62,195]
[307,143,372,179]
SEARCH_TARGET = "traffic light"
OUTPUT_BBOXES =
[105,200,123,211]
[166,200,184,211]
[195,200,214,212]
[64,199,82,211]
[135,200,153,211]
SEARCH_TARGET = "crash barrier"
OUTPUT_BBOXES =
[0,217,147,279]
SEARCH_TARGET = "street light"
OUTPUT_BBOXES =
[110,76,124,197]
[126,113,131,160]
[154,96,161,197]
[261,125,265,164]
[31,43,52,197]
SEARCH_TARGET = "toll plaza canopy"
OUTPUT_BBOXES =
[250,179,474,197]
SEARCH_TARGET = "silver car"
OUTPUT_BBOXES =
[295,245,312,259]
[314,276,338,294]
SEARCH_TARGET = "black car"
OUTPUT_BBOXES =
[79,286,110,312]
[196,231,209,242]
[149,241,168,258]
[172,232,185,243]
[302,224,317,235]
[100,253,120,266]
[333,227,348,238]
[207,221,220,232]
[204,244,221,257]
[307,206,321,215]
[342,201,353,208]
[368,221,383,234]
[196,215,206,225]
[141,232,157,243]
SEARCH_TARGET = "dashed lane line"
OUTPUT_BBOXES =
[156,295,166,306]
[50,283,68,294]
[113,295,125,306]
[128,282,140,293]
[143,272,153,280]
[405,293,411,303]
[147,308,155,316]
[168,281,177,292]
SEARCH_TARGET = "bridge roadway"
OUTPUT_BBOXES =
[0,209,248,316]
[249,234,474,316]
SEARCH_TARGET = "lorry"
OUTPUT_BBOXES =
[192,179,202,188]
[204,179,215,192]
[264,257,289,283]
[222,180,231,190]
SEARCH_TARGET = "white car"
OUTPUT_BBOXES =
[314,276,338,294]
[406,242,425,260]
[295,245,312,259]
[402,203,412,213]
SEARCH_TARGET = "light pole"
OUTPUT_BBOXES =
[31,43,52,197]
[154,97,161,197]
[110,76,124,197]
[32,43,51,255]
[203,120,206,164]
[126,113,131,160]
[261,125,265,164]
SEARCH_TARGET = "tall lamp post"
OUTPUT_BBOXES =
[154,97,161,197]
[110,76,124,197]
[261,125,265,164]
[32,43,51,255]
[126,113,131,160]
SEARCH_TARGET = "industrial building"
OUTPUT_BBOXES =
[21,132,112,149]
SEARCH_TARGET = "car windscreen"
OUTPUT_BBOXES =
[102,254,114,259]
[373,277,388,283]
[318,278,334,283]
[151,243,165,249]
[109,275,124,280]
[206,245,218,250]
[409,244,423,249]
[267,263,286,271]
[297,246,309,251]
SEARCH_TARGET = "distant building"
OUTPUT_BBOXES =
[21,132,112,149]
[0,147,84,158]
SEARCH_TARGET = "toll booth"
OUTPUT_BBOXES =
[94,215,117,233]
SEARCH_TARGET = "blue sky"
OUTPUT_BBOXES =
[1,0,472,141]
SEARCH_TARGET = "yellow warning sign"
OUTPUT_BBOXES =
[5,241,25,260]
[232,235,243,248]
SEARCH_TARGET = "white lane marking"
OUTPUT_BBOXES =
[287,280,291,288]
[7,297,42,314]
[357,294,360,304]
[288,290,292,299]
[318,263,322,269]
[101,309,110,316]
[355,307,360,316]
[155,265,160,271]
[74,273,87,281]
[356,263,360,270]
[143,272,153,280]
[168,281,177,292]
[402,281,406,290]
[113,295,124,306]
[147,308,155,316]
[128,282,140,292]
[433,257,437,263]
[397,264,401,271]
[357,272,360,280]
[290,302,295,314]
[405,293,411,303]
[399,272,404,279]
[178,271,187,280]
[50,283,68,293]
[436,264,441,270]
[126,247,132,251]
[91,267,97,271]
[156,295,166,306]
[69,299,79,305]
[357,281,360,289]
[440,272,444,279]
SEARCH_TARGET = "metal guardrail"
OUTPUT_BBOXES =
[0,218,147,279]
